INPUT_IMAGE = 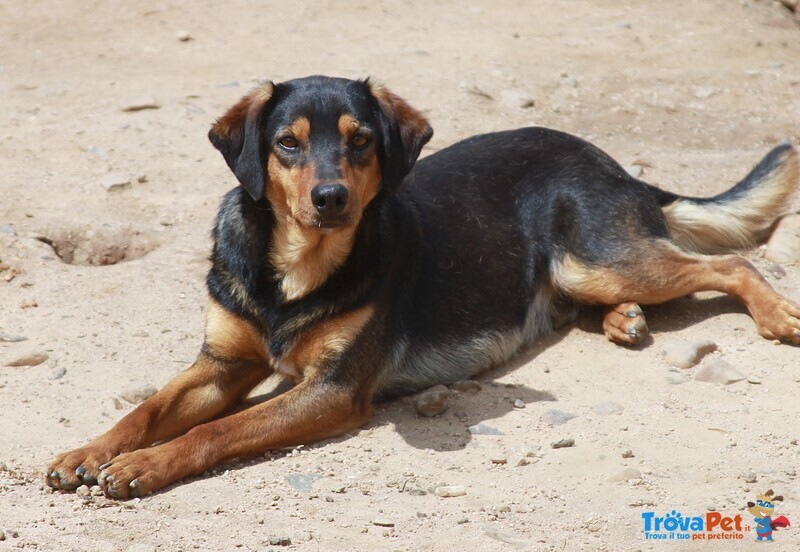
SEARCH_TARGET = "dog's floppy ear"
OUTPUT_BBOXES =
[208,82,275,200]
[369,81,433,190]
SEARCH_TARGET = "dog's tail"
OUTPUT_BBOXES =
[649,143,799,254]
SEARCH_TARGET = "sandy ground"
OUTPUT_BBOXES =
[2,0,800,550]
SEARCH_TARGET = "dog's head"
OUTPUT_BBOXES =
[208,76,432,230]
[747,489,783,518]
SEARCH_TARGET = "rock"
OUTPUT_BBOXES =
[622,449,634,458]
[660,339,717,368]
[666,374,688,385]
[500,89,535,108]
[451,380,482,393]
[76,484,91,498]
[625,165,643,179]
[542,409,576,426]
[766,263,787,279]
[550,437,575,449]
[294,531,313,543]
[413,384,452,417]
[4,351,48,367]
[48,366,66,380]
[101,173,131,191]
[434,485,466,497]
[512,398,525,409]
[177,30,192,42]
[371,518,394,527]
[112,397,125,410]
[609,467,642,482]
[119,382,158,404]
[0,332,27,342]
[0,224,17,235]
[694,360,746,385]
[747,377,762,385]
[87,145,108,161]
[744,471,758,483]
[468,423,504,435]
[120,98,161,112]
[285,473,321,492]
[483,525,530,547]
[766,215,800,263]
[490,457,508,465]
[592,401,624,415]
[267,537,291,546]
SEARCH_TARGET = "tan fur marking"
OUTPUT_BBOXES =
[338,114,360,136]
[280,305,374,381]
[204,299,268,361]
[287,116,311,143]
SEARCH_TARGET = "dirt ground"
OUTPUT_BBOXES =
[2,0,800,550]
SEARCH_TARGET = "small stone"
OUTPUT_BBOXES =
[295,531,313,543]
[48,366,66,380]
[550,437,575,449]
[130,330,149,338]
[0,224,17,235]
[120,98,161,112]
[622,449,634,458]
[101,173,131,191]
[542,409,576,426]
[747,377,762,385]
[87,145,108,161]
[592,401,624,415]
[766,215,800,263]
[90,485,103,496]
[694,360,746,385]
[694,87,716,99]
[137,174,148,183]
[660,339,717,369]
[451,380,482,393]
[625,165,643,179]
[0,333,27,342]
[413,384,452,417]
[177,30,192,42]
[468,423,504,435]
[76,484,91,498]
[609,467,642,482]
[500,89,535,108]
[267,537,291,546]
[744,471,758,484]
[285,473,321,492]
[666,375,688,385]
[371,518,394,527]
[112,397,125,410]
[434,485,466,497]
[512,398,525,408]
[766,263,787,279]
[4,351,48,367]
[490,457,508,465]
[119,382,158,404]
[516,457,530,466]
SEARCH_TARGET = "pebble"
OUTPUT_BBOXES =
[609,467,642,482]
[666,375,688,385]
[766,263,787,279]
[542,409,576,426]
[468,423,504,435]
[294,531,313,543]
[766,214,800,263]
[120,98,161,112]
[744,471,758,483]
[592,401,624,415]
[512,398,525,408]
[747,377,762,385]
[0,332,27,342]
[490,457,508,465]
[622,449,634,458]
[694,360,746,385]
[371,518,395,527]
[0,224,17,235]
[76,484,91,498]
[177,30,192,42]
[483,525,530,547]
[551,437,575,449]
[500,88,535,108]
[660,339,717,368]
[413,384,452,417]
[434,485,466,497]
[267,537,291,546]
[87,145,108,161]
[4,351,48,367]
[101,173,131,191]
[285,473,321,492]
[119,382,158,404]
[625,165,643,179]
[451,380,482,393]
[48,365,66,380]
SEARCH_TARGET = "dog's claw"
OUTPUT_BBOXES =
[98,462,112,471]
[626,310,638,318]
[75,466,86,477]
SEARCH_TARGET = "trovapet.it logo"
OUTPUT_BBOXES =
[641,510,746,541]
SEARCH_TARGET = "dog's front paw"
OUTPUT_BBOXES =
[755,297,800,344]
[98,448,174,499]
[47,443,117,490]
[603,302,649,345]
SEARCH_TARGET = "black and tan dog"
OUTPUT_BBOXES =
[47,76,800,498]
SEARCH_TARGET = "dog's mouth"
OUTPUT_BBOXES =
[316,216,351,230]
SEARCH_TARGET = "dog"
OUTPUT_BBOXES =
[47,75,800,498]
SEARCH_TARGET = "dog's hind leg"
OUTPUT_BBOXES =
[553,240,800,345]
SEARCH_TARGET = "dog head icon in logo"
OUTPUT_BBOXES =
[746,489,790,542]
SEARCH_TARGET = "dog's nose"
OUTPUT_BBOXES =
[311,183,349,217]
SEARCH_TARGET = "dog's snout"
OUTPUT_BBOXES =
[311,183,349,217]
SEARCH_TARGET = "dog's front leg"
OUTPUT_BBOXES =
[47,300,271,490]
[95,377,373,498]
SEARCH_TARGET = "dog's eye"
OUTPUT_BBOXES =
[351,134,370,149]
[278,136,298,149]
